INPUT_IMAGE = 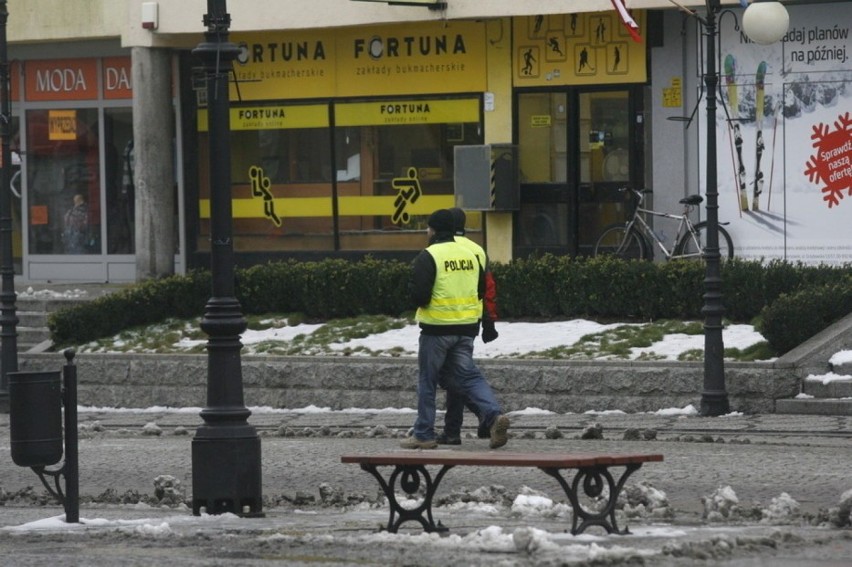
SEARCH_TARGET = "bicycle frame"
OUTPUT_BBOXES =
[624,191,703,260]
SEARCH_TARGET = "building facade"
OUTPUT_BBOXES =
[5,0,851,282]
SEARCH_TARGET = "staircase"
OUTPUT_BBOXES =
[775,360,852,416]
[14,295,92,353]
[16,301,52,353]
[9,284,121,353]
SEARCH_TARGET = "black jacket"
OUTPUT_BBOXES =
[409,230,484,337]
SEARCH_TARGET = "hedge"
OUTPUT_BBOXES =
[48,255,852,354]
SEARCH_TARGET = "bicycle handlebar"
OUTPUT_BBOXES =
[618,186,651,206]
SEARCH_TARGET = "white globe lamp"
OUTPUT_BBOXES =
[742,1,790,45]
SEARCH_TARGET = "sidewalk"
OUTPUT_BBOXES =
[1,409,851,565]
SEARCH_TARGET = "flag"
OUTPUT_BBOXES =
[610,0,642,43]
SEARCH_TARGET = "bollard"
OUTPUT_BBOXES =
[62,350,79,523]
[8,370,63,467]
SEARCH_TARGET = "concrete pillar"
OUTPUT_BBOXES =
[483,18,514,264]
[132,47,175,281]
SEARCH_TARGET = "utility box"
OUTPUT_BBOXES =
[454,144,519,211]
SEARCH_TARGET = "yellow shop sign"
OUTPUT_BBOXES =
[335,98,479,127]
[197,104,329,131]
[230,20,486,101]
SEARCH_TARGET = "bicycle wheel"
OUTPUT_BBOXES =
[593,224,648,260]
[674,221,735,260]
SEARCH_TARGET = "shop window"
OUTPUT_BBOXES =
[196,103,335,252]
[104,108,135,254]
[196,98,482,254]
[334,98,482,251]
[26,108,101,255]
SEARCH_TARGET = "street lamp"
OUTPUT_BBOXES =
[0,0,17,413]
[697,0,789,416]
[191,0,263,516]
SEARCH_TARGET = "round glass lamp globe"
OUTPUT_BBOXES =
[742,2,790,45]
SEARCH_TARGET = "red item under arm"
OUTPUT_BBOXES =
[484,270,498,322]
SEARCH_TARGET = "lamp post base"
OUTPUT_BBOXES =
[700,390,730,417]
[192,429,263,517]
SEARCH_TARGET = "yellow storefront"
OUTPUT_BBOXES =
[192,13,648,261]
[195,20,490,255]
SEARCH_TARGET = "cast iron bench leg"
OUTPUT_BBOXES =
[540,463,642,535]
[360,463,454,534]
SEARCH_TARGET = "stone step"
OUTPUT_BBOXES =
[16,325,51,347]
[6,296,92,353]
[16,310,48,328]
[830,361,852,375]
[775,398,852,416]
[803,376,852,398]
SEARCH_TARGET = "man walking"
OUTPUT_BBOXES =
[436,208,499,445]
[402,208,509,450]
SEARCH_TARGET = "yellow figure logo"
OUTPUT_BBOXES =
[392,167,422,224]
[248,165,282,227]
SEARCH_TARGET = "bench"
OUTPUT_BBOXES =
[341,450,663,536]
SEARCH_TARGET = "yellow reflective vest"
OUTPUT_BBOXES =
[455,235,487,318]
[455,235,486,269]
[415,241,481,325]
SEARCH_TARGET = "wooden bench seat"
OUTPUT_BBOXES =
[341,450,663,536]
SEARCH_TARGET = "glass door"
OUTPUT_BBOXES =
[516,92,574,255]
[515,87,641,257]
[577,90,634,253]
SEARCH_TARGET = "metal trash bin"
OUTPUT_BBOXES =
[9,370,63,467]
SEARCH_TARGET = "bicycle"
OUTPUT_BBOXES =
[592,187,734,261]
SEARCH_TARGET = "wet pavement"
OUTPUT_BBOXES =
[0,409,850,565]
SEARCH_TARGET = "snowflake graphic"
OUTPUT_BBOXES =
[804,112,852,208]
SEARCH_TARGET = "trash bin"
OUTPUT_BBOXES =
[9,370,63,467]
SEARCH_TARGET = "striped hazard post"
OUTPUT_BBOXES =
[489,156,497,209]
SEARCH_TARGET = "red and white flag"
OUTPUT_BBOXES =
[610,0,642,43]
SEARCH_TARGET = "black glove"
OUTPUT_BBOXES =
[481,320,498,343]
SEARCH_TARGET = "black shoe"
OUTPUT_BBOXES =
[477,424,489,439]
[436,432,461,445]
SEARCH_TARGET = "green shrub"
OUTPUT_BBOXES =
[657,260,704,319]
[237,259,305,314]
[490,254,563,318]
[47,256,852,355]
[720,258,767,321]
[49,270,210,345]
[757,276,852,354]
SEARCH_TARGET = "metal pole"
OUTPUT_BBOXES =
[0,0,17,414]
[190,0,263,517]
[63,350,79,523]
[700,0,730,416]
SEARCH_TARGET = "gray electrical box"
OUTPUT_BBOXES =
[454,144,519,211]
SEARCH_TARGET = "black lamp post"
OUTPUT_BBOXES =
[699,0,729,417]
[695,0,789,416]
[0,0,18,413]
[190,0,263,517]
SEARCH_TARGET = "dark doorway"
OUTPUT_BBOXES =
[514,87,644,257]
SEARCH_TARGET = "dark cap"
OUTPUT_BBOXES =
[449,207,466,236]
[427,209,455,234]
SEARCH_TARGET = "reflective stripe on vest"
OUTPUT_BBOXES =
[416,241,481,325]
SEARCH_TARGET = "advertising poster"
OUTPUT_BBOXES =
[702,4,852,265]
